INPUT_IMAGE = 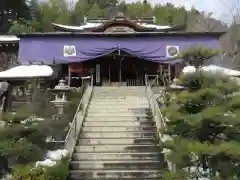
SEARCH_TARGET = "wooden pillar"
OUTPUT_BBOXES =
[68,66,71,87]
[96,64,100,85]
[174,64,178,79]
[26,81,33,103]
[108,63,111,83]
[168,64,171,84]
[119,57,122,83]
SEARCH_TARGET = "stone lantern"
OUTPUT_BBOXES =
[50,79,70,116]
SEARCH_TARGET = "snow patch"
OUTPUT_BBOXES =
[46,149,68,161]
[182,65,240,77]
[36,159,56,167]
[35,149,68,168]
[0,65,53,79]
[0,35,19,42]
[52,22,172,31]
[20,116,44,125]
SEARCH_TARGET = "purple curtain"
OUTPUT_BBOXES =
[19,36,221,64]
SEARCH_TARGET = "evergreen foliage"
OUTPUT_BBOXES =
[179,47,220,68]
[7,0,224,33]
[162,48,240,179]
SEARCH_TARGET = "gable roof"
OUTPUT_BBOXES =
[52,16,186,32]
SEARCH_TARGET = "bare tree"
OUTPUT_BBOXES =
[187,11,227,32]
[217,0,240,70]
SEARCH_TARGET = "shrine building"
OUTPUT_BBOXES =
[17,16,224,86]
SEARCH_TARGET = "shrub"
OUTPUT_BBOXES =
[44,158,69,180]
[12,164,45,180]
[3,105,32,124]
[11,158,69,180]
[0,138,44,165]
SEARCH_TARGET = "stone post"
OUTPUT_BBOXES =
[26,82,33,103]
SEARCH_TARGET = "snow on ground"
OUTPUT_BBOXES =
[35,149,68,167]
[36,159,56,167]
[20,116,45,125]
[46,149,68,161]
[182,65,240,77]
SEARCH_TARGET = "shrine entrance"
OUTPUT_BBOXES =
[66,51,166,87]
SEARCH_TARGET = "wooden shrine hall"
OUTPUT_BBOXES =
[17,16,224,86]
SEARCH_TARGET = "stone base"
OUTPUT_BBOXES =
[0,121,6,129]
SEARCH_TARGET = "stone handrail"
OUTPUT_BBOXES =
[146,84,166,137]
[54,75,94,158]
[145,74,176,172]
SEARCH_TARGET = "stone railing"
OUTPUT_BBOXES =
[145,74,176,172]
[54,75,93,158]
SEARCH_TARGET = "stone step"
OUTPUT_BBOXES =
[93,88,146,91]
[83,121,155,127]
[69,169,159,179]
[81,126,156,132]
[88,104,149,108]
[90,102,149,105]
[70,160,161,170]
[86,112,150,117]
[86,110,150,114]
[94,86,145,88]
[94,87,145,90]
[91,97,147,100]
[93,91,146,93]
[87,109,150,114]
[88,105,149,109]
[92,95,146,98]
[72,152,161,161]
[92,95,147,97]
[69,177,160,180]
[90,101,148,105]
[78,137,157,145]
[86,112,150,116]
[93,92,146,94]
[80,131,156,139]
[90,99,148,102]
[91,98,147,101]
[74,144,158,152]
[85,116,152,121]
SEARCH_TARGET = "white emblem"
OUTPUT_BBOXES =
[64,45,76,57]
[166,45,179,58]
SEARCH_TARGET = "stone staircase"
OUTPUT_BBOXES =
[69,87,165,179]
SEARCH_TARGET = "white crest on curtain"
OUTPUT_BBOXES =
[166,45,179,58]
[63,45,76,57]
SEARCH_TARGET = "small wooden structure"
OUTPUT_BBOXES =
[0,65,54,112]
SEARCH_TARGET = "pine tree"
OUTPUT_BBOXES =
[161,48,240,179]
[0,0,31,32]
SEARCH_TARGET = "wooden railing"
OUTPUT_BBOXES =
[126,79,144,86]
[145,74,169,87]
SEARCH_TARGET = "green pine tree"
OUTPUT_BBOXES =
[161,48,240,179]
